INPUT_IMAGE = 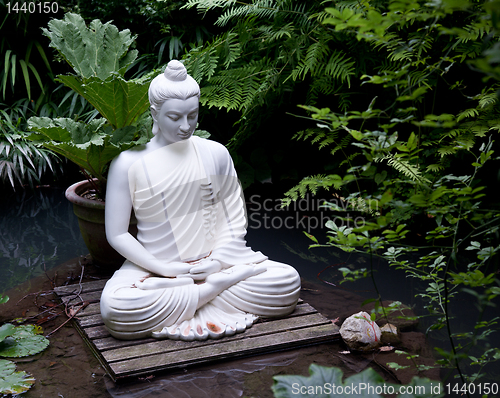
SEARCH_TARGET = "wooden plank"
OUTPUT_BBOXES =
[85,325,111,340]
[60,290,102,305]
[53,279,339,382]
[77,313,104,328]
[103,312,330,363]
[76,302,316,330]
[110,323,337,379]
[54,279,108,296]
[94,336,156,351]
[91,303,320,351]
[75,303,101,317]
[68,304,329,343]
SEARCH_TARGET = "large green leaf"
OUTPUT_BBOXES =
[0,325,16,344]
[27,116,150,182]
[28,117,106,146]
[27,117,107,178]
[42,13,138,80]
[0,325,49,358]
[272,364,442,398]
[0,360,35,395]
[0,295,8,305]
[57,75,150,129]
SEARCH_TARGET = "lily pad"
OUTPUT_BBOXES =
[0,324,16,343]
[0,359,35,395]
[0,325,49,358]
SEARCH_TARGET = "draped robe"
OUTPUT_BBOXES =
[100,136,301,340]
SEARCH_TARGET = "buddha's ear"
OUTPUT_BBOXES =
[150,106,159,135]
[150,106,158,122]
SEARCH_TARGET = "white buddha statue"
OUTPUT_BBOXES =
[100,60,301,341]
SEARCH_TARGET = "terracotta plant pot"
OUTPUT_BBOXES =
[65,180,137,269]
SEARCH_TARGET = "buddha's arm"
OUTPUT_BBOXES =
[105,155,192,278]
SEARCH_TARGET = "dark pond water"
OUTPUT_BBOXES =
[1,186,498,397]
[0,187,88,294]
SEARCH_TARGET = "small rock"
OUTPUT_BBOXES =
[340,311,382,351]
[380,323,400,345]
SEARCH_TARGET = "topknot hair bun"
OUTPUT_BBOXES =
[164,60,187,82]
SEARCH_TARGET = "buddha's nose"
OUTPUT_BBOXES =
[180,118,190,132]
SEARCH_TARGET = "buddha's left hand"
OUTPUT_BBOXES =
[178,259,222,281]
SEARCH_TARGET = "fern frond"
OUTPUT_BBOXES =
[185,32,242,82]
[257,22,296,41]
[185,43,219,83]
[457,108,479,122]
[339,152,360,167]
[325,50,355,87]
[375,153,427,183]
[333,134,352,155]
[183,0,237,13]
[426,163,444,172]
[200,60,274,111]
[478,93,498,109]
[290,47,355,88]
[290,41,329,81]
[222,32,241,67]
[283,174,347,205]
[437,146,457,157]
[216,0,279,26]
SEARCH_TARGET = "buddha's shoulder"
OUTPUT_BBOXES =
[110,144,150,170]
[192,136,230,158]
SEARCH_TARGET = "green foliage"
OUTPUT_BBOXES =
[182,0,361,185]
[1,108,59,190]
[57,74,152,129]
[28,13,154,195]
[0,295,8,305]
[0,1,53,102]
[0,325,15,343]
[282,0,500,386]
[1,45,47,101]
[272,364,442,398]
[27,116,151,187]
[0,359,35,396]
[0,324,49,358]
[42,13,138,80]
[74,0,209,68]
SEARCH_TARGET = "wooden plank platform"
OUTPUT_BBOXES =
[54,279,339,382]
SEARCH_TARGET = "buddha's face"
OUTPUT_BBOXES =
[154,96,199,144]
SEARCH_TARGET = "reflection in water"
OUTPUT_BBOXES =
[0,187,88,293]
[106,351,299,398]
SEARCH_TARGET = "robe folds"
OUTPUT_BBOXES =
[100,136,301,340]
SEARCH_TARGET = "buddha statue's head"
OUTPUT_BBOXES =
[148,60,200,136]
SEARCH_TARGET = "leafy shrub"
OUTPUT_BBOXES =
[287,0,500,386]
[27,13,154,196]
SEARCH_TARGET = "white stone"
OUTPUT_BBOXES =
[340,311,382,351]
[380,323,400,344]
